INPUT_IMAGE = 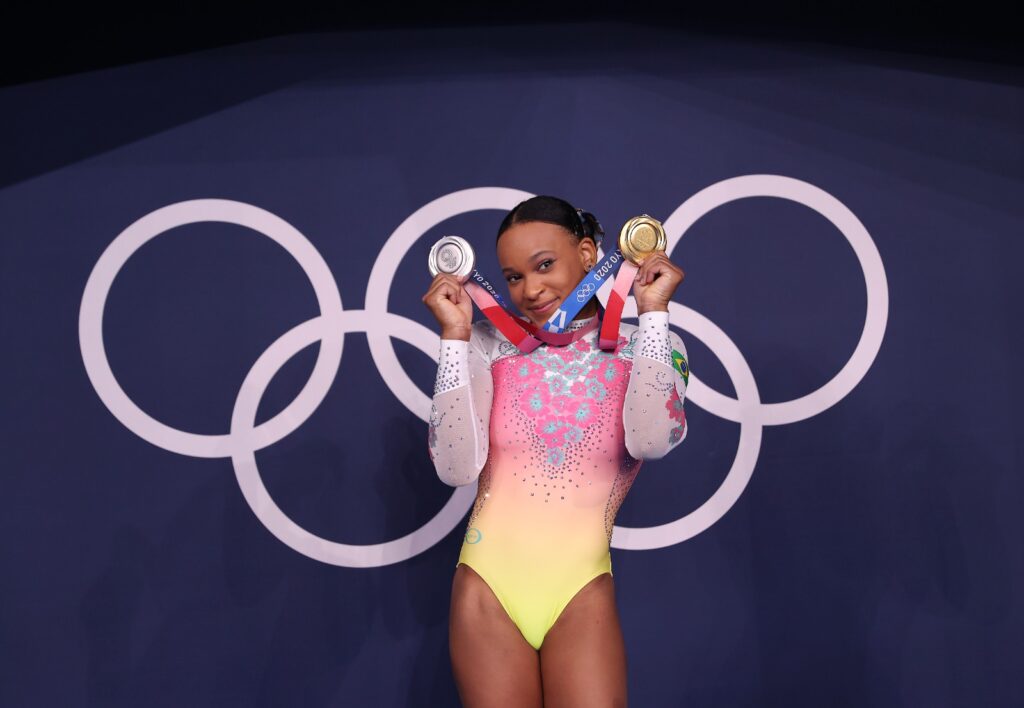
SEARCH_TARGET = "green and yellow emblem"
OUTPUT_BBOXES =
[671,349,689,385]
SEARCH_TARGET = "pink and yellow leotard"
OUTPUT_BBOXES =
[428,311,689,650]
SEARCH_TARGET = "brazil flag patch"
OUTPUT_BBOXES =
[671,350,689,385]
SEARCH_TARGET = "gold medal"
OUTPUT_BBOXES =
[618,214,666,264]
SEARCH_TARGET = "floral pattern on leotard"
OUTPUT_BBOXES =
[645,368,688,446]
[427,404,442,460]
[514,336,629,466]
[666,394,686,444]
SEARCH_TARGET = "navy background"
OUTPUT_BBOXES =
[1,25,1021,707]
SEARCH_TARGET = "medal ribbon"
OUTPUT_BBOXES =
[540,248,641,350]
[461,270,598,353]
[599,261,639,349]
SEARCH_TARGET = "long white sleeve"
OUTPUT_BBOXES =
[623,310,690,460]
[427,331,494,486]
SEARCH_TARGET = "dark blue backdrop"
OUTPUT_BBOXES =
[2,25,1021,707]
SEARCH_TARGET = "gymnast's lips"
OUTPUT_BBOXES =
[528,299,558,316]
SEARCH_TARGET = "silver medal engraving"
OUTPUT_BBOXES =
[428,235,476,281]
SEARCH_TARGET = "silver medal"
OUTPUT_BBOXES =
[428,235,476,281]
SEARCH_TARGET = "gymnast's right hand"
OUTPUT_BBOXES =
[422,273,473,341]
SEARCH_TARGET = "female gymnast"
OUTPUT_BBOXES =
[423,196,689,707]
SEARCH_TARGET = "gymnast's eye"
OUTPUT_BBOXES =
[538,259,554,271]
[506,273,521,283]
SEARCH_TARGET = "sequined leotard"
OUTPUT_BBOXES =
[428,311,689,650]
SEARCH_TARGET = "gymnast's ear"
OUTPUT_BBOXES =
[577,232,598,270]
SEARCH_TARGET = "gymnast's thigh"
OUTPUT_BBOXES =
[449,563,543,708]
[539,573,627,708]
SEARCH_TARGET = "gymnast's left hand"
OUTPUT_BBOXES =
[633,252,685,314]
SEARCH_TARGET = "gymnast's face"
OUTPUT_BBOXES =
[497,221,598,327]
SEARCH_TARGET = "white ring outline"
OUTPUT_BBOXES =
[611,301,763,549]
[78,199,346,458]
[603,174,888,545]
[231,310,476,567]
[661,174,889,426]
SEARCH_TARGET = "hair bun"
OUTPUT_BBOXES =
[577,210,604,246]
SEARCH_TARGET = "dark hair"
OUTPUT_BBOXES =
[496,195,603,246]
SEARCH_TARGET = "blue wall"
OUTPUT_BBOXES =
[2,25,1021,707]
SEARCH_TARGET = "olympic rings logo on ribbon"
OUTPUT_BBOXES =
[576,282,596,302]
[78,176,889,567]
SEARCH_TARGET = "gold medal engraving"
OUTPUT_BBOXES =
[619,215,667,264]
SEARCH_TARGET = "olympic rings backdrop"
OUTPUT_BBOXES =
[3,25,1022,708]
